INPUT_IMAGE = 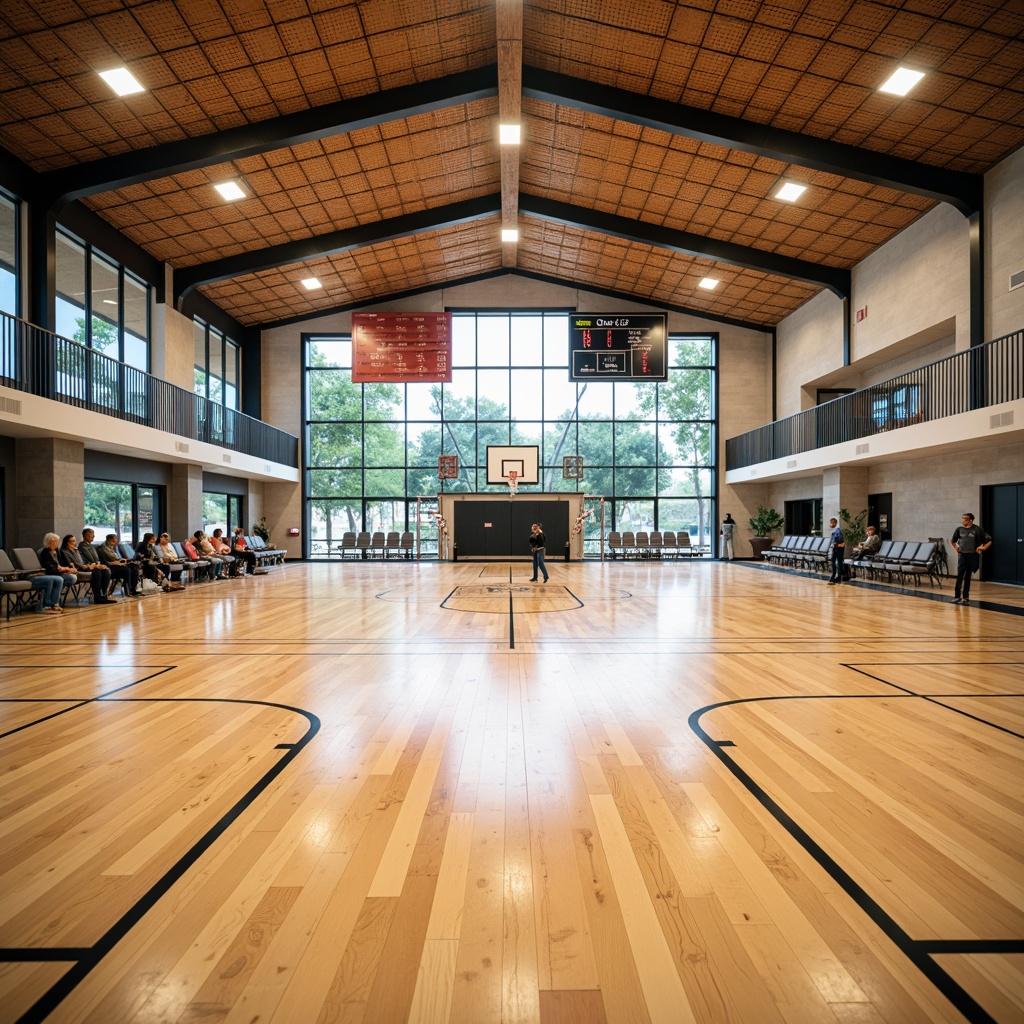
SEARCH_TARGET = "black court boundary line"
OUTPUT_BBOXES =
[689,691,1024,1024]
[0,682,320,1024]
[845,661,1024,740]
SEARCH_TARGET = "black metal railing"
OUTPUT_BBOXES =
[0,310,298,467]
[726,329,1022,470]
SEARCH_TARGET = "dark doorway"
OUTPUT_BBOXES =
[983,482,1024,586]
[785,498,821,536]
[454,500,569,558]
[868,492,892,540]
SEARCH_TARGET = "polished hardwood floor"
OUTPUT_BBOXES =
[1,560,1022,1024]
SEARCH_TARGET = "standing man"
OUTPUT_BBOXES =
[720,513,736,560]
[827,517,845,586]
[950,512,992,605]
[529,522,549,583]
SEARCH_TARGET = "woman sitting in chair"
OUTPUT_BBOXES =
[134,533,182,591]
[38,532,78,603]
[154,533,187,588]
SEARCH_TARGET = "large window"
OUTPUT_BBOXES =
[55,230,150,371]
[202,491,243,537]
[84,480,159,545]
[304,313,716,557]
[0,191,17,318]
[194,319,240,411]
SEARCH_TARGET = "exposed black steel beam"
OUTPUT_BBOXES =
[520,194,850,297]
[39,65,499,210]
[522,66,983,216]
[175,195,502,303]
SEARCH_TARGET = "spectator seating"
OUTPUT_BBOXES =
[247,536,286,566]
[355,532,371,559]
[1,549,40,618]
[369,531,386,558]
[766,535,945,587]
[385,532,401,558]
[338,532,357,558]
[400,531,415,558]
[661,531,677,558]
[607,532,623,558]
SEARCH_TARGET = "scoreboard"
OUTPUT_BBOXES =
[569,313,667,382]
[351,312,452,383]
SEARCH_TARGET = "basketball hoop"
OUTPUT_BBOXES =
[506,470,519,496]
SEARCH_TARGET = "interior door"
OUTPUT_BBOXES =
[983,482,1024,585]
[869,492,893,540]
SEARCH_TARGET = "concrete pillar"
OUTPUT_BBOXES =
[15,436,85,547]
[822,465,869,524]
[169,463,204,542]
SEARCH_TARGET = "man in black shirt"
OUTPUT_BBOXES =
[950,513,992,605]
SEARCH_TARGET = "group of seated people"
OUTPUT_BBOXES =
[29,526,266,613]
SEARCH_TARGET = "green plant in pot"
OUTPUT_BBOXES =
[748,504,784,560]
[253,516,271,544]
[839,507,869,550]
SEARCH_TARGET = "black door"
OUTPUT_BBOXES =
[869,492,893,540]
[983,483,1024,585]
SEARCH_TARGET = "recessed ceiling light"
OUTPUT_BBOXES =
[98,67,145,97]
[698,277,719,290]
[214,180,247,202]
[499,123,521,145]
[301,277,322,291]
[775,182,807,202]
[501,228,519,242]
[880,67,925,96]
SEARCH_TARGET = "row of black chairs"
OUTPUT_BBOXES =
[766,535,943,587]
[337,531,415,559]
[607,530,700,559]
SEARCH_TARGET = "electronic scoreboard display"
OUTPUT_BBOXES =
[568,313,667,382]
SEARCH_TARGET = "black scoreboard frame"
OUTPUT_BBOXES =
[568,313,668,383]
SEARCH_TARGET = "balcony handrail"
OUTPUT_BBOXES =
[0,309,298,468]
[726,329,1022,471]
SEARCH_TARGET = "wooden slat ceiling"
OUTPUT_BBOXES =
[0,0,1021,329]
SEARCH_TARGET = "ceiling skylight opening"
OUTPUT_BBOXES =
[98,67,145,97]
[214,180,248,202]
[775,182,807,202]
[879,67,925,96]
[501,228,519,242]
[301,277,322,291]
[698,277,719,290]
[499,123,521,145]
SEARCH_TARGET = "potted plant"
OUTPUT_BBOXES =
[839,507,869,550]
[749,504,784,560]
[253,516,271,545]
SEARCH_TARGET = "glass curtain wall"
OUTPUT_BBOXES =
[305,314,716,557]
[195,320,241,445]
[202,492,243,537]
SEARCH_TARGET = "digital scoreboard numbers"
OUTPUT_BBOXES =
[351,312,453,383]
[569,313,668,382]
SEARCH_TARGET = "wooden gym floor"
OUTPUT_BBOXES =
[1,560,1021,1024]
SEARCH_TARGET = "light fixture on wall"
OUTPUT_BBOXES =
[501,228,519,242]
[499,123,521,144]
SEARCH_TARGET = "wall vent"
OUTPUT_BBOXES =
[856,443,870,455]
[264,463,272,473]
[0,395,22,415]
[786,459,797,468]
[222,453,232,463]
[990,410,1014,429]
[748,468,757,477]
[175,441,189,453]
[1010,269,1024,292]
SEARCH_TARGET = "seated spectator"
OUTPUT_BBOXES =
[232,527,263,576]
[38,532,78,602]
[181,537,212,581]
[135,532,181,590]
[60,533,116,604]
[154,533,187,587]
[193,530,224,578]
[26,568,64,614]
[211,529,241,576]
[95,533,142,596]
[851,525,882,559]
